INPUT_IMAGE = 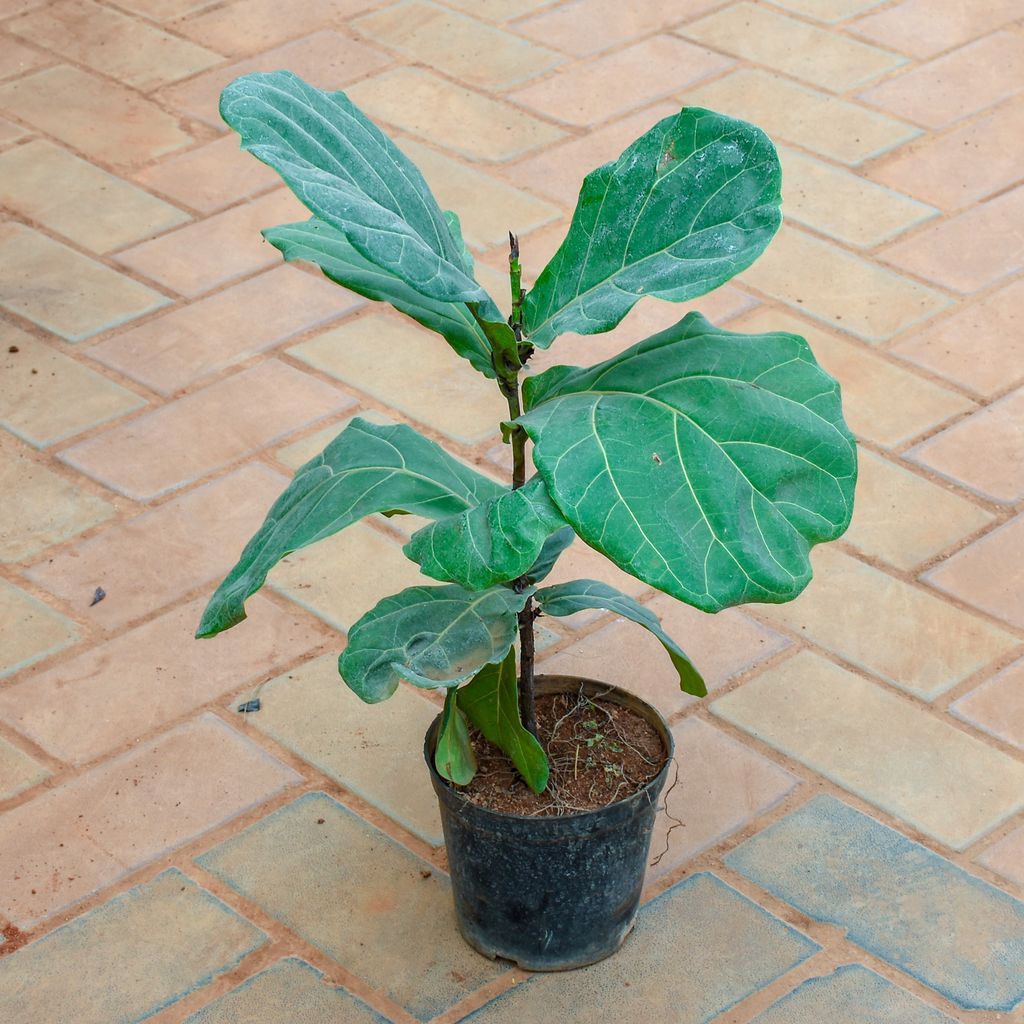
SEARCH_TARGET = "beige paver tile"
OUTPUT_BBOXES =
[0,714,299,928]
[733,308,971,447]
[0,594,326,765]
[648,718,798,879]
[25,463,287,630]
[445,0,554,19]
[62,361,351,501]
[909,388,1024,504]
[779,146,935,248]
[859,30,1024,129]
[244,654,444,843]
[115,0,219,18]
[275,410,395,469]
[891,281,1024,397]
[0,116,28,145]
[288,313,505,445]
[866,99,1024,210]
[713,650,1024,850]
[8,0,220,91]
[133,135,280,214]
[511,36,732,128]
[159,30,392,127]
[0,34,50,80]
[355,0,561,90]
[976,825,1024,888]
[880,186,1024,294]
[516,0,720,56]
[0,580,78,679]
[500,102,679,207]
[540,593,790,718]
[114,190,306,298]
[0,140,188,253]
[270,521,425,632]
[0,735,49,801]
[685,69,918,165]
[0,223,169,342]
[843,449,993,571]
[952,657,1024,750]
[850,0,1023,58]
[347,67,565,163]
[924,516,1024,630]
[738,227,950,343]
[397,138,560,251]
[173,0,372,56]
[87,265,361,394]
[539,539,653,621]
[0,65,191,167]
[681,2,903,91]
[0,437,112,561]
[768,0,886,22]
[0,325,144,447]
[752,547,1019,700]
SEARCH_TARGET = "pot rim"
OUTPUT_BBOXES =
[423,673,675,824]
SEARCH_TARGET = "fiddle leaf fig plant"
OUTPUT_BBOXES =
[197,71,857,796]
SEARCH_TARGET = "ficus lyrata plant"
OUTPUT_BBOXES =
[197,72,857,795]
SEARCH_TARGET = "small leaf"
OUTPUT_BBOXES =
[525,526,575,584]
[196,418,502,638]
[520,312,857,612]
[523,108,782,350]
[458,649,549,793]
[404,475,568,591]
[435,688,477,786]
[535,580,706,697]
[338,583,532,703]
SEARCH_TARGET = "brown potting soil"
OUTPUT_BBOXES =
[457,687,667,816]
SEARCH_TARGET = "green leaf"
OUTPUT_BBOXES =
[220,71,483,304]
[525,526,575,584]
[458,649,549,794]
[196,418,503,638]
[338,583,532,703]
[264,218,501,378]
[523,108,782,350]
[404,475,568,591]
[535,580,706,697]
[519,312,857,612]
[435,688,477,786]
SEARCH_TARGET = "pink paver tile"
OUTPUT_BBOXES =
[879,186,1024,294]
[858,30,1024,129]
[114,190,307,298]
[0,34,50,80]
[0,735,49,801]
[951,657,1024,750]
[133,134,280,214]
[25,463,287,630]
[61,361,352,501]
[0,594,327,765]
[158,30,392,127]
[647,718,799,880]
[849,0,1023,59]
[866,99,1024,211]
[909,388,1024,505]
[87,266,362,394]
[891,279,1024,397]
[509,36,733,128]
[976,825,1024,888]
[924,516,1024,630]
[0,713,299,929]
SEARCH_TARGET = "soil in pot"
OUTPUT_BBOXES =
[458,685,668,816]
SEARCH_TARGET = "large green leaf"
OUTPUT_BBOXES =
[523,108,781,350]
[220,71,483,304]
[404,475,568,591]
[519,313,857,612]
[435,688,477,786]
[458,649,549,794]
[535,580,706,697]
[338,583,532,703]
[525,526,575,584]
[264,218,506,379]
[196,418,502,638]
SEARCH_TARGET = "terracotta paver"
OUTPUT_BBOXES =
[2,4,1022,1021]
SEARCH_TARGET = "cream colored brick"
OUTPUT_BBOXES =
[0,580,78,679]
[0,736,49,801]
[768,0,887,22]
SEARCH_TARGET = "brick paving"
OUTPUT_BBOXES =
[0,1,1022,1020]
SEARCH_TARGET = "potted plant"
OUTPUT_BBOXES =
[197,72,857,971]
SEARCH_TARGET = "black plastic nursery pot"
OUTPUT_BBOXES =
[424,674,674,972]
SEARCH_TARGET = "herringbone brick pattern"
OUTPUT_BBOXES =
[1,1,1022,1021]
